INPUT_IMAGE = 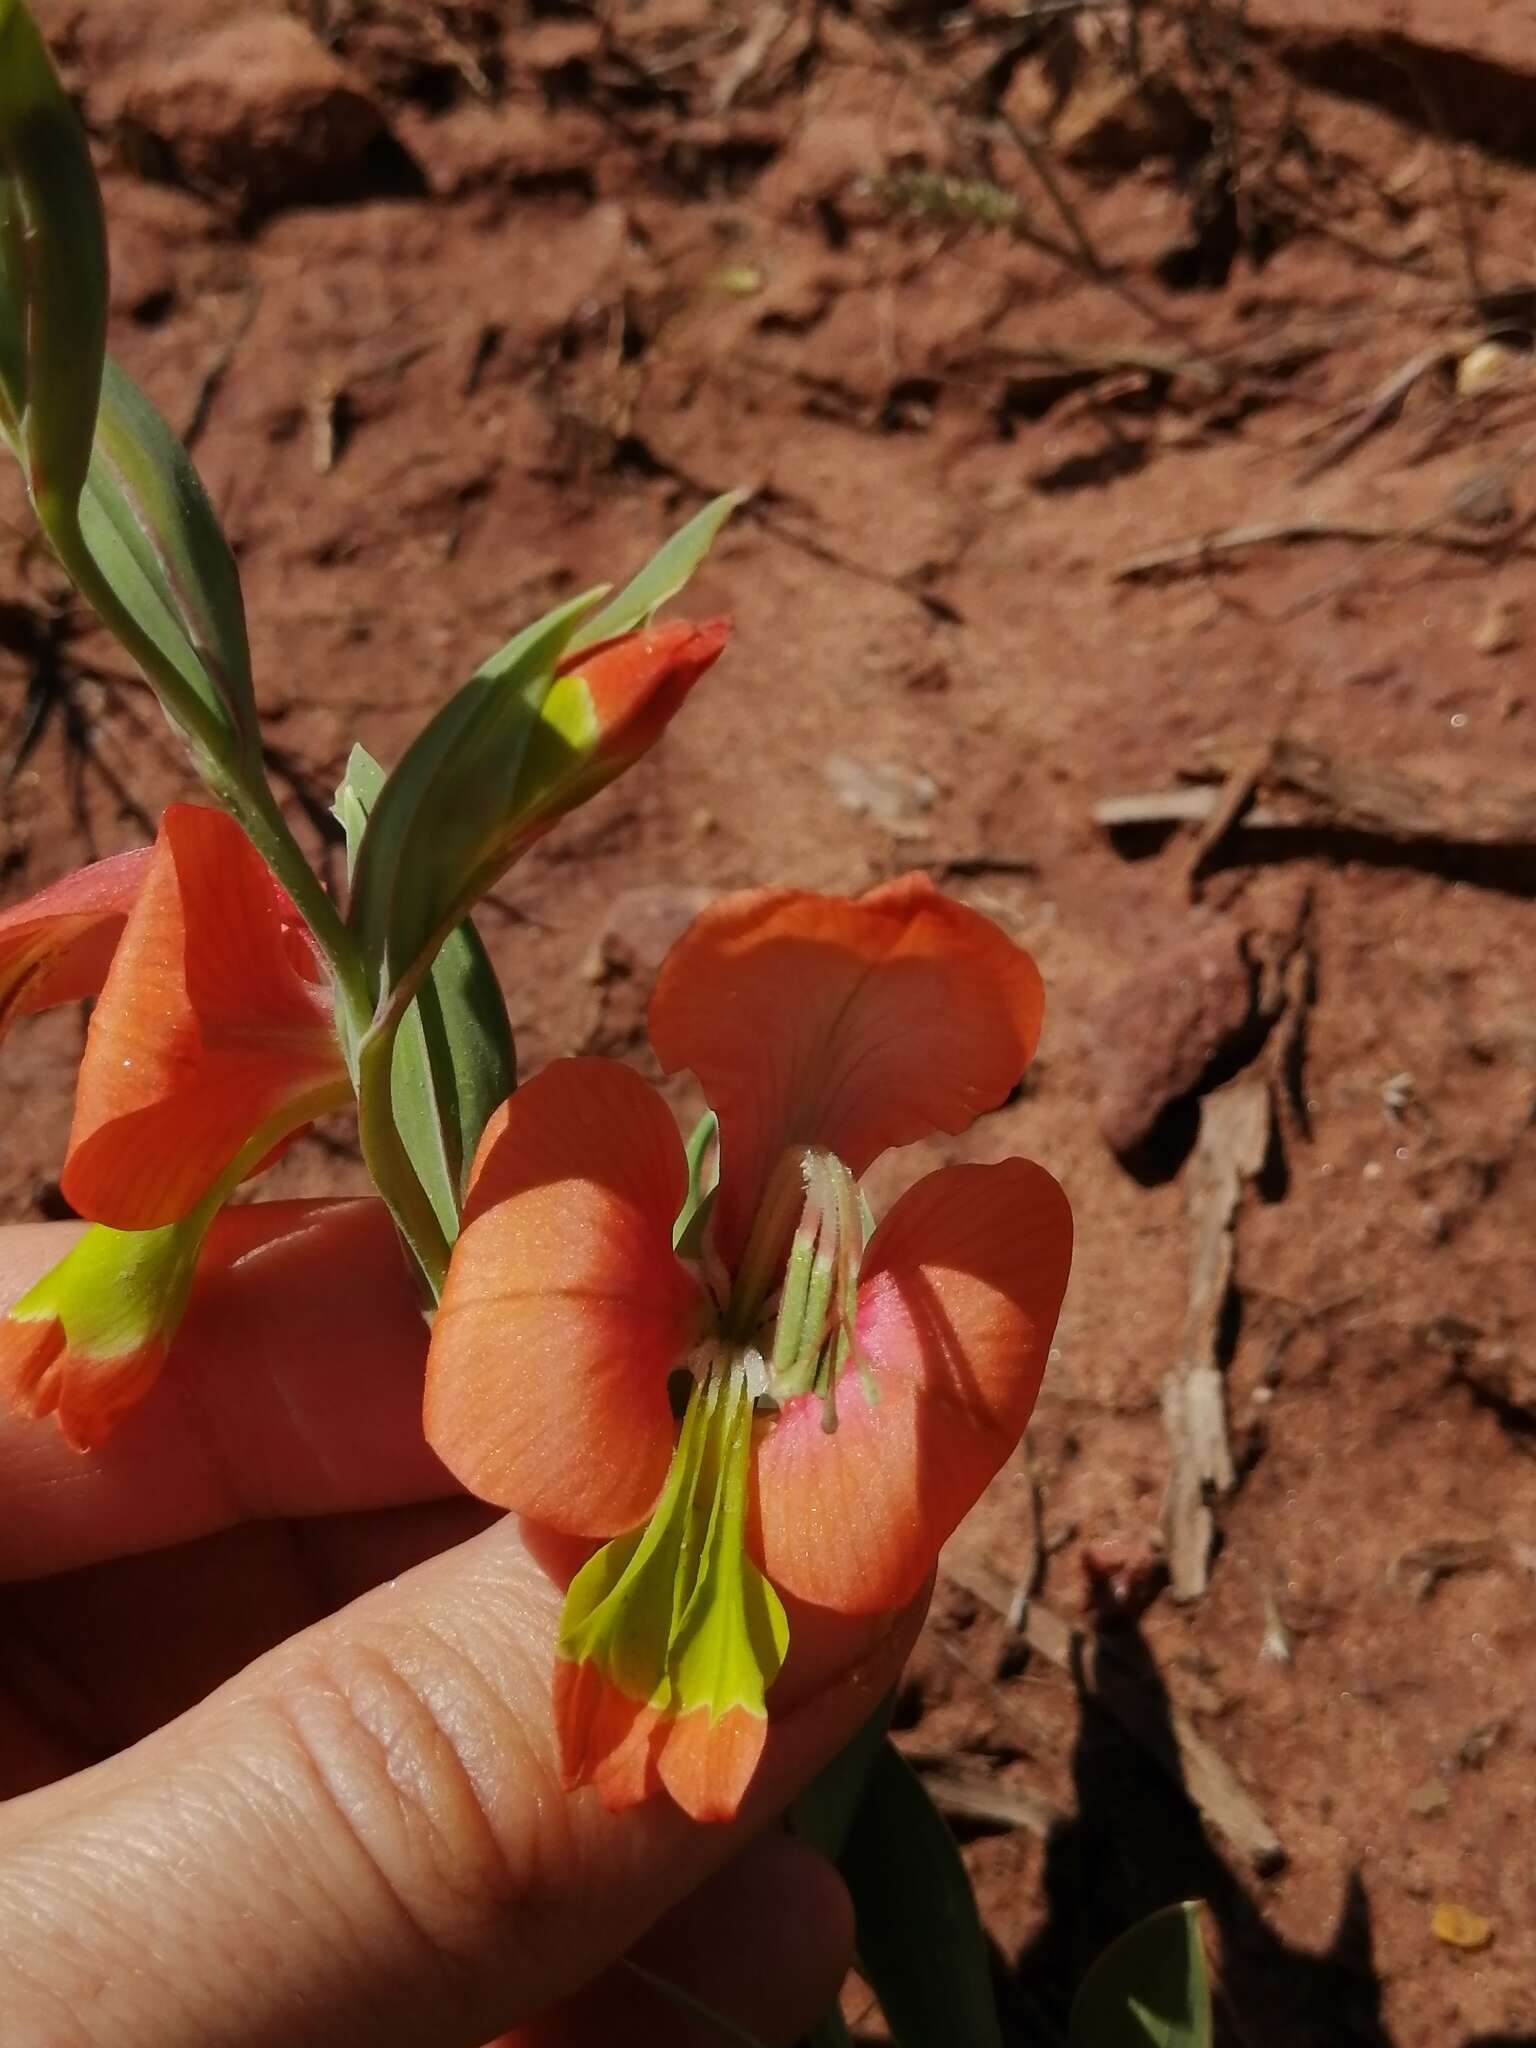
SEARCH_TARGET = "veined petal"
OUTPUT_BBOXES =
[649,876,1045,1267]
[62,805,346,1228]
[0,846,150,1043]
[0,1214,208,1451]
[656,1372,786,1822]
[424,1057,702,1535]
[751,1158,1072,1614]
[554,1372,710,1811]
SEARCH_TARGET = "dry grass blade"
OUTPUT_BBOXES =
[1292,343,1451,485]
[1114,513,1534,580]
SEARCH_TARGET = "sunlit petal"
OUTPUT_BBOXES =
[425,1057,703,1535]
[650,876,1044,1266]
[752,1158,1071,1613]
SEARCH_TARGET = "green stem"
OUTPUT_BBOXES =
[45,503,448,1293]
[232,778,369,1017]
[44,504,371,1018]
[356,1016,451,1302]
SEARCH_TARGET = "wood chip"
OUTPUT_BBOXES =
[944,1548,1287,1874]
[1094,787,1284,831]
[913,1760,1063,1840]
[1163,1080,1272,1603]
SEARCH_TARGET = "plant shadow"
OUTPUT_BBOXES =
[1006,1618,1393,2046]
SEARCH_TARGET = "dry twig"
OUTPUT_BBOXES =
[1191,732,1536,848]
[1114,512,1534,581]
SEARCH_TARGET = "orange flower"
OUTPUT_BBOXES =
[0,805,349,1445]
[61,803,349,1229]
[424,877,1072,1822]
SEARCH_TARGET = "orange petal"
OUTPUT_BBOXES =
[657,1700,768,1824]
[751,1158,1072,1614]
[0,1213,210,1452]
[553,1656,666,1813]
[0,1318,167,1454]
[560,618,730,771]
[649,876,1044,1267]
[0,846,150,1042]
[424,1057,703,1534]
[62,806,345,1228]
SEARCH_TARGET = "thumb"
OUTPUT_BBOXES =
[0,1512,921,2048]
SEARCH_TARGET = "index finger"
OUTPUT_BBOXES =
[0,1199,455,1581]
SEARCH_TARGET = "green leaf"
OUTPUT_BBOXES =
[347,588,606,1012]
[839,1743,1003,2048]
[334,745,515,1244]
[673,1108,719,1254]
[1070,1903,1213,2048]
[571,491,743,651]
[333,741,380,878]
[790,1696,895,1864]
[73,357,257,753]
[0,0,107,516]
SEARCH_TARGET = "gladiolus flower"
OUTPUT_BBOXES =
[424,876,1072,1823]
[0,804,349,1442]
[61,802,348,1229]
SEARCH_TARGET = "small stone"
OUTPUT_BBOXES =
[1407,1777,1450,1817]
[1431,1901,1493,1951]
[1472,600,1521,656]
[588,885,714,984]
[1448,467,1516,529]
[1091,918,1255,1159]
[905,659,953,696]
[1078,1539,1166,1626]
[1457,1719,1506,1770]
[824,755,939,836]
[107,18,398,217]
[1456,340,1523,400]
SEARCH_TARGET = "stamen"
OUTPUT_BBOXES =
[791,1168,840,1374]
[767,1178,822,1380]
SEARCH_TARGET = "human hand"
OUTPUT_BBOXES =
[0,1201,924,2048]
